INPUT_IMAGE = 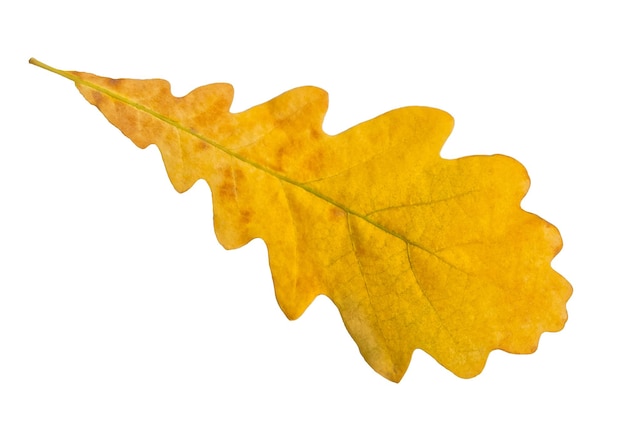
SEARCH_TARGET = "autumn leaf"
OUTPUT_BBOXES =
[30,58,571,382]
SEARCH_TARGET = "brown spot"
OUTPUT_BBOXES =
[239,209,253,225]
[310,128,322,141]
[329,206,346,221]
[92,90,103,105]
[217,167,237,201]
[106,77,121,88]
[272,145,287,172]
[305,149,326,175]
[233,167,245,181]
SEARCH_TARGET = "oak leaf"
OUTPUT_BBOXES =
[30,58,571,382]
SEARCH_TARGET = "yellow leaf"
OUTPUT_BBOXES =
[30,58,572,382]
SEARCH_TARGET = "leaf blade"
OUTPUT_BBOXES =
[31,59,572,382]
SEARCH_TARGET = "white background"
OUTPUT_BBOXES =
[2,1,624,433]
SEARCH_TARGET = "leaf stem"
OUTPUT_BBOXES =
[30,58,79,82]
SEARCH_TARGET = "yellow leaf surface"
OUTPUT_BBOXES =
[30,59,572,382]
